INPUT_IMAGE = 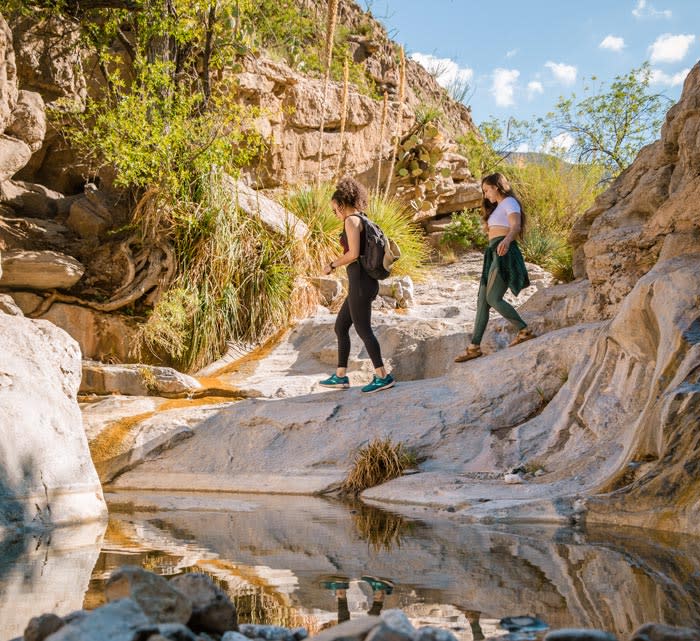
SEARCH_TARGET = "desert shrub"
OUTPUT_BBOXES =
[440,209,488,251]
[340,437,415,495]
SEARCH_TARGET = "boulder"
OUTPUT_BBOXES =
[0,134,31,182]
[66,193,112,238]
[631,623,700,641]
[169,572,237,634]
[309,275,343,306]
[435,180,482,215]
[80,362,203,398]
[0,179,71,217]
[223,174,308,240]
[104,566,192,625]
[0,248,84,289]
[0,313,106,532]
[6,90,46,152]
[44,599,150,641]
[10,293,140,363]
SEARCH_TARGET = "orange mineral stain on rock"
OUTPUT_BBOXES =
[89,412,156,465]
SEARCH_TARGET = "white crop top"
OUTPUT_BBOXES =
[488,196,521,228]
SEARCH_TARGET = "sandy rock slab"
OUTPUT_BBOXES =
[0,248,84,289]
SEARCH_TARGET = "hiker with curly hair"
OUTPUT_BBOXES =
[319,176,395,393]
[454,172,534,363]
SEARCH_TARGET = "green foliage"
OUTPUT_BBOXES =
[440,209,488,251]
[282,183,340,269]
[539,63,671,177]
[366,194,429,278]
[136,174,299,371]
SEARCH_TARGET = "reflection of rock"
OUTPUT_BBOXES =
[97,496,700,638]
[0,312,106,533]
[0,521,105,640]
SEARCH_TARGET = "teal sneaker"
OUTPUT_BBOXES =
[319,373,350,389]
[361,575,395,595]
[361,374,395,393]
[319,574,350,590]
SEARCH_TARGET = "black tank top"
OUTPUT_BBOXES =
[339,214,366,255]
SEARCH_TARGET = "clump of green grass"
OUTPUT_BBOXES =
[366,193,429,279]
[340,437,415,495]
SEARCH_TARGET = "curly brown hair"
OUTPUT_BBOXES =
[332,176,368,211]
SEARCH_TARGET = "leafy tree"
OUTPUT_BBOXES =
[538,63,671,177]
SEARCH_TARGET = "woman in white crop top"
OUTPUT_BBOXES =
[454,172,535,362]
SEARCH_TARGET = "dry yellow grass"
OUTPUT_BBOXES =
[340,437,414,495]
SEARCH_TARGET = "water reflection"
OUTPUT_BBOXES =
[1,493,700,641]
[0,521,105,640]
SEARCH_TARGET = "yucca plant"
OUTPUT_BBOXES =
[283,182,341,269]
[340,437,415,495]
[366,193,429,279]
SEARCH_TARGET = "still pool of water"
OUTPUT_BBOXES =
[2,492,699,641]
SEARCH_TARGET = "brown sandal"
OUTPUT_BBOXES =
[509,328,535,347]
[454,346,482,362]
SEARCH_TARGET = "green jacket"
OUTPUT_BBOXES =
[481,236,530,296]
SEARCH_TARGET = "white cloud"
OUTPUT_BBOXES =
[650,67,690,86]
[545,61,577,85]
[506,49,518,58]
[600,35,625,52]
[649,33,695,63]
[632,0,672,19]
[409,53,474,89]
[527,81,544,99]
[516,142,530,153]
[490,68,520,107]
[543,133,575,154]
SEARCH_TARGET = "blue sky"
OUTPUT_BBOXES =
[368,0,698,140]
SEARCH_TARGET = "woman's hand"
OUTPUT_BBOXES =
[497,238,511,256]
[323,262,333,275]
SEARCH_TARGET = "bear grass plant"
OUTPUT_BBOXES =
[340,438,416,495]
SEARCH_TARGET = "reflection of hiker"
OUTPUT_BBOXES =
[320,575,394,624]
[318,176,395,394]
[454,172,534,363]
[463,609,485,641]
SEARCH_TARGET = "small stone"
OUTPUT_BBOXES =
[23,613,64,641]
[222,633,253,641]
[305,617,381,641]
[543,629,617,641]
[503,473,524,484]
[237,625,295,641]
[415,626,460,641]
[446,506,456,513]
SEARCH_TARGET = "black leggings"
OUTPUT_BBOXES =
[335,262,383,369]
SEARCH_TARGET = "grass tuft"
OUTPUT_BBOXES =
[340,437,415,495]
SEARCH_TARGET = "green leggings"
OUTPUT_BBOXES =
[471,256,527,345]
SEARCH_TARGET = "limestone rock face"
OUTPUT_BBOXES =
[0,13,18,132]
[5,89,46,152]
[0,312,106,532]
[0,248,84,289]
[570,61,700,320]
[10,14,86,108]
